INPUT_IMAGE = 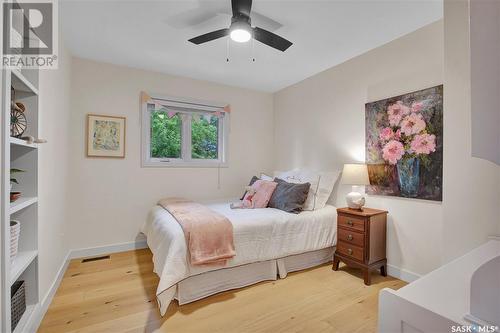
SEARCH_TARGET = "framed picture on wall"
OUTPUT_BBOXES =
[365,85,443,201]
[86,114,126,158]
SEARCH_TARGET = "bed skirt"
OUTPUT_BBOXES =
[174,246,335,305]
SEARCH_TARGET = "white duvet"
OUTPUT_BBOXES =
[141,200,337,315]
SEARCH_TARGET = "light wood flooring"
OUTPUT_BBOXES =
[38,249,405,333]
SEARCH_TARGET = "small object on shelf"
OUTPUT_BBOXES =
[333,207,388,285]
[15,101,25,113]
[10,102,27,138]
[11,101,22,112]
[18,136,47,145]
[10,220,20,263]
[11,280,26,331]
[10,168,25,192]
[10,192,21,203]
[20,135,34,144]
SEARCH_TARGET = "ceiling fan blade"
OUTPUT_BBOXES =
[250,11,283,32]
[252,27,292,52]
[166,10,219,29]
[232,0,252,17]
[188,28,230,45]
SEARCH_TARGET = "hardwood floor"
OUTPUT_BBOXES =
[38,249,405,333]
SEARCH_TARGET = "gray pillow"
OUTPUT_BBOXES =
[268,178,311,214]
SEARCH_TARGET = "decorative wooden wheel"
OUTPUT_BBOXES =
[11,107,27,138]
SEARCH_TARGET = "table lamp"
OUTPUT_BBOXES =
[341,163,370,210]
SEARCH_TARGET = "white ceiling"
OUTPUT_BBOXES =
[61,0,443,92]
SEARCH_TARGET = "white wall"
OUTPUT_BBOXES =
[442,0,500,262]
[67,58,274,249]
[273,21,445,276]
[470,0,500,165]
[38,40,72,300]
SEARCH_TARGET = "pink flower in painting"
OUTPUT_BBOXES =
[382,140,405,165]
[400,113,426,136]
[379,127,394,141]
[410,133,436,155]
[387,101,410,126]
[411,101,424,113]
[394,129,402,140]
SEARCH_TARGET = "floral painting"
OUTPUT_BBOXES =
[365,85,443,201]
[87,114,126,158]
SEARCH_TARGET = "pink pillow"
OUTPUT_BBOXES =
[243,180,277,208]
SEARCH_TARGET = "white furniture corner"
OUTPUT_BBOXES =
[378,240,500,333]
[1,67,40,333]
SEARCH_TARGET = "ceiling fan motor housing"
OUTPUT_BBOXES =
[231,14,251,31]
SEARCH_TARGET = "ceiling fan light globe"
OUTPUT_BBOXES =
[230,28,251,43]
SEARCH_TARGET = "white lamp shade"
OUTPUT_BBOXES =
[341,164,370,185]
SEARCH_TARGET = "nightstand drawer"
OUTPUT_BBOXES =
[337,241,364,261]
[338,214,365,232]
[338,228,364,247]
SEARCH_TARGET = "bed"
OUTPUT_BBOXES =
[142,199,337,315]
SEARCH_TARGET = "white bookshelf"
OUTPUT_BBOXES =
[10,137,38,150]
[1,66,40,333]
[10,197,38,215]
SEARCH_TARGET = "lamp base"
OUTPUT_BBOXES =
[346,187,366,210]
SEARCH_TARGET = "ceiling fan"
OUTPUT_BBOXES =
[188,0,293,52]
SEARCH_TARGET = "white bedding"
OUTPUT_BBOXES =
[141,200,337,315]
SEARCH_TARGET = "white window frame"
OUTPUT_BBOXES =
[142,94,229,168]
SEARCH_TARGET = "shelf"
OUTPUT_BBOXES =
[10,251,38,285]
[12,304,35,333]
[10,137,38,149]
[11,69,39,95]
[10,197,38,214]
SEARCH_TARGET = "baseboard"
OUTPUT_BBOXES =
[488,235,500,241]
[27,239,148,332]
[68,239,148,259]
[387,264,421,283]
[27,252,70,332]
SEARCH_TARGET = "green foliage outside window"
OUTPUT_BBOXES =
[192,117,218,159]
[150,109,219,160]
[150,111,181,158]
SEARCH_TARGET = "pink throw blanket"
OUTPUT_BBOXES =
[157,198,236,266]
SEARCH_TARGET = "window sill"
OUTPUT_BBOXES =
[142,161,229,168]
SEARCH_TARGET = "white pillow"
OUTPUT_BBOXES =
[314,171,340,209]
[275,169,339,210]
[260,173,273,181]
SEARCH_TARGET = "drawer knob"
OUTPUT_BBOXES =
[347,220,354,226]
[347,234,353,241]
[348,248,353,255]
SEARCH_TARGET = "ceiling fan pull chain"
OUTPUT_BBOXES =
[226,38,230,62]
[252,37,255,62]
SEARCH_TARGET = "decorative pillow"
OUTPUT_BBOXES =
[243,180,278,208]
[240,176,259,200]
[260,173,273,181]
[314,171,340,209]
[274,169,340,210]
[275,169,320,211]
[268,178,311,214]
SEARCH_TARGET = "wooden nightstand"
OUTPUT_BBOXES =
[333,207,388,285]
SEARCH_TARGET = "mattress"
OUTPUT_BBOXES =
[141,200,337,315]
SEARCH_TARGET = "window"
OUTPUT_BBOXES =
[142,96,229,167]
